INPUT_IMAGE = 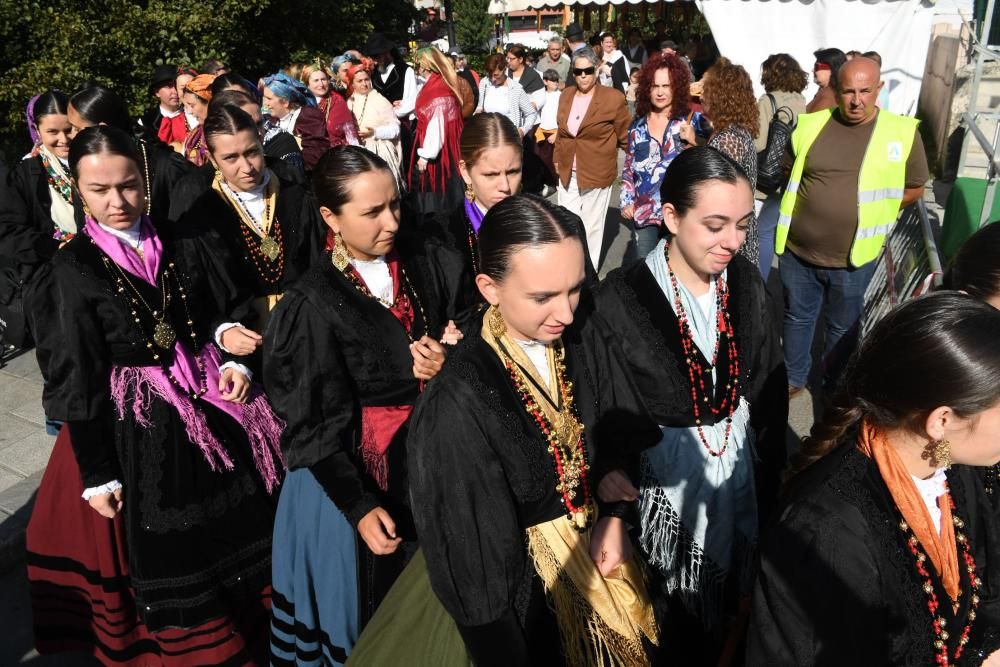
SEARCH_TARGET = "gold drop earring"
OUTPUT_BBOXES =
[331,231,350,271]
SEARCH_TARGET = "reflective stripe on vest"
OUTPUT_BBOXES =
[775,109,919,267]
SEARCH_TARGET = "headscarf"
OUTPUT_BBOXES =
[263,72,317,108]
[184,74,217,103]
[345,60,374,96]
[26,93,42,147]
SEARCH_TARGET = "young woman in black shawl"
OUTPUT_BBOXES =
[591,147,788,664]
[263,146,471,665]
[348,194,661,666]
[176,102,326,376]
[748,292,1000,665]
[429,112,522,278]
[25,125,284,665]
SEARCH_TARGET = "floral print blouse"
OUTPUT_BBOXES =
[620,112,711,229]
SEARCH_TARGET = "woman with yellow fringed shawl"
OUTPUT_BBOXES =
[348,194,661,666]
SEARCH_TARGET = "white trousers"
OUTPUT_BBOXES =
[557,172,613,270]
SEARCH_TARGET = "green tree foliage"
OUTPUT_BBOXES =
[452,0,494,54]
[0,0,416,160]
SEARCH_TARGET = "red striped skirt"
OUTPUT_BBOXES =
[26,427,270,666]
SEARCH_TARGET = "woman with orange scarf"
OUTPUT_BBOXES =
[410,47,466,215]
[749,292,1000,666]
[182,73,217,166]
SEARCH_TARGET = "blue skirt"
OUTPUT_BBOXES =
[270,468,359,666]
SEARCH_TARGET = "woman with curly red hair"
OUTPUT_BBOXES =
[620,51,711,263]
[702,58,761,265]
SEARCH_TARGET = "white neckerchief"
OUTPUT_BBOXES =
[277,107,302,134]
[639,237,756,620]
[160,105,182,119]
[379,62,396,82]
[98,218,143,252]
[351,255,393,305]
[222,170,271,228]
[184,110,199,129]
[514,338,551,390]
[911,468,949,535]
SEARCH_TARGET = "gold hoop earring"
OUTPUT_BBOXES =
[922,438,952,468]
[331,231,350,271]
[465,183,475,202]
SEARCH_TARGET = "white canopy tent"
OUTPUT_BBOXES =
[488,0,965,116]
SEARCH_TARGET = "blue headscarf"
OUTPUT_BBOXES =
[331,54,353,71]
[263,72,317,108]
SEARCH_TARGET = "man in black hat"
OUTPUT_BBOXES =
[140,64,184,145]
[364,32,417,174]
[364,32,417,121]
[563,22,587,85]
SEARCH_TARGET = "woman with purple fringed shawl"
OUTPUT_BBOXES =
[24,125,284,665]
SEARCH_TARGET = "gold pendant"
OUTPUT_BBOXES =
[260,235,280,262]
[153,321,176,349]
[554,409,582,447]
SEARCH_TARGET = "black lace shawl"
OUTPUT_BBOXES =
[748,441,1000,665]
[591,252,788,520]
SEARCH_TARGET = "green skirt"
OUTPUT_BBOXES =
[347,549,472,666]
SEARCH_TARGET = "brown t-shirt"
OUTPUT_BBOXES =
[782,110,929,268]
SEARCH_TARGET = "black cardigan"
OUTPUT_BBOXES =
[262,236,472,527]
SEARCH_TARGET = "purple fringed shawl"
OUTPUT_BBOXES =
[87,216,284,492]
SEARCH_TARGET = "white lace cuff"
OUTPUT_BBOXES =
[214,322,244,352]
[82,480,122,500]
[219,361,253,382]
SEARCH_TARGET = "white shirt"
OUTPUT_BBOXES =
[514,338,551,390]
[160,105,182,119]
[223,171,271,231]
[99,218,143,252]
[539,90,561,131]
[416,107,443,161]
[483,84,511,115]
[277,107,302,135]
[911,469,949,535]
[380,63,418,119]
[351,255,393,305]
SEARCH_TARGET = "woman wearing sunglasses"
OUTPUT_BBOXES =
[805,47,846,113]
[553,46,631,272]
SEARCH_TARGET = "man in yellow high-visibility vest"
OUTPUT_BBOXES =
[777,57,928,399]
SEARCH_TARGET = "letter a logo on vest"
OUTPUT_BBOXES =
[887,142,903,162]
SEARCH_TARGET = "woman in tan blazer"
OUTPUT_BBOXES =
[553,47,631,270]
